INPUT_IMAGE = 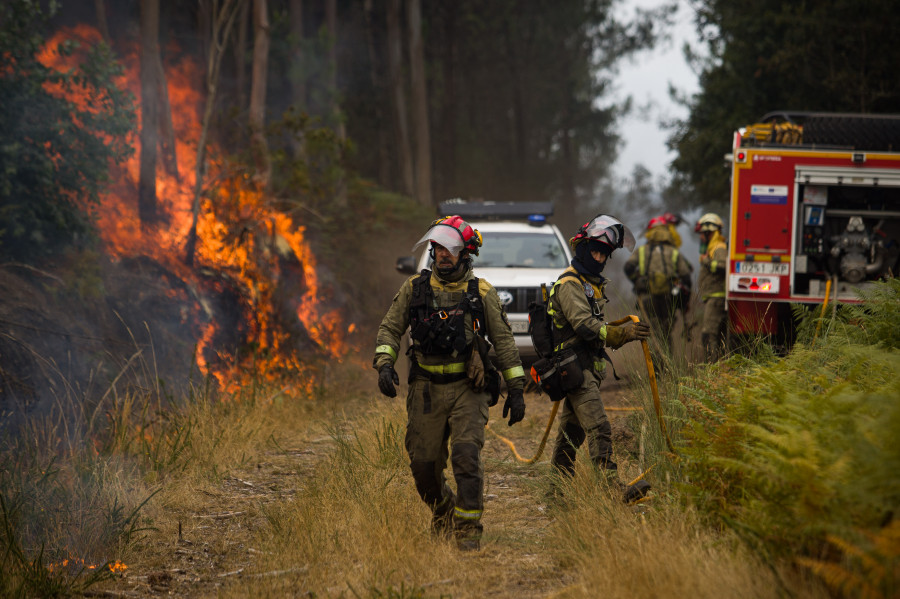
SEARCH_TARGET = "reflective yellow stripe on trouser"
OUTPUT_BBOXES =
[454,506,482,521]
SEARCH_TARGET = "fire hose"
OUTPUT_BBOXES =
[486,314,678,466]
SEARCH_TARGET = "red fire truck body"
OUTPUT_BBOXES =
[726,113,900,336]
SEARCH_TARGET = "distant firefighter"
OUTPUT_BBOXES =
[624,216,693,352]
[695,213,728,361]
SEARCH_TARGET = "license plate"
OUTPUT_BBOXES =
[510,320,529,334]
[734,261,789,275]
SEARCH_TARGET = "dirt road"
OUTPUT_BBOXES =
[89,377,646,598]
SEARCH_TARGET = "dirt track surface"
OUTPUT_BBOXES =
[90,380,642,598]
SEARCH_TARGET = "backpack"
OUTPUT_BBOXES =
[641,244,681,296]
[527,272,586,401]
[528,283,555,360]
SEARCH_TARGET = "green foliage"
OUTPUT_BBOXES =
[793,277,900,350]
[675,279,900,593]
[0,0,135,262]
[670,0,900,204]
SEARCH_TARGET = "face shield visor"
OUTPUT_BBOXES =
[413,223,466,257]
[583,215,636,254]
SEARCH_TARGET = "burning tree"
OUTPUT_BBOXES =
[1,1,352,404]
[0,0,135,263]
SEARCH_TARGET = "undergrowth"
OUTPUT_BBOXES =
[674,278,900,598]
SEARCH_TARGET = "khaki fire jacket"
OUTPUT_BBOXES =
[548,264,630,354]
[698,231,727,301]
[373,267,526,391]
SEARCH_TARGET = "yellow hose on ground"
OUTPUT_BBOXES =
[486,401,560,464]
[486,315,677,464]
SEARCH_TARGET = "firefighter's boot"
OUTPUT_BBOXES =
[455,528,481,552]
[623,479,652,504]
[430,493,455,539]
[603,469,651,504]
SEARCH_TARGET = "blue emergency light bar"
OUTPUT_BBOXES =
[437,199,554,221]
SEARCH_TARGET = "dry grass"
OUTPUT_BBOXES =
[5,354,832,598]
[546,470,828,599]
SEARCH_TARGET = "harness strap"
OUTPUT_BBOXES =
[411,363,468,384]
[547,270,620,380]
[418,362,466,374]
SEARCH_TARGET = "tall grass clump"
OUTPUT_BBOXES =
[674,278,900,598]
[241,401,459,597]
[0,447,150,596]
[0,334,309,597]
[545,466,827,599]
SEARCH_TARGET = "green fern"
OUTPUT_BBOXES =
[674,279,900,590]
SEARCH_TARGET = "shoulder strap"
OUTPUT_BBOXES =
[552,270,601,317]
[466,277,486,336]
[410,269,432,309]
[638,245,647,275]
[655,244,671,278]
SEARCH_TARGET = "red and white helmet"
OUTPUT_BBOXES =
[414,215,482,257]
[662,212,682,225]
[569,214,635,255]
[647,216,668,230]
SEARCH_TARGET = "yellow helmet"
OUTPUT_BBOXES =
[695,213,724,233]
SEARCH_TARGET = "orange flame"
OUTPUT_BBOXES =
[38,26,347,393]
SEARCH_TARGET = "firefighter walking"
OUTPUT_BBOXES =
[623,216,693,353]
[695,213,728,361]
[547,215,652,502]
[373,216,526,551]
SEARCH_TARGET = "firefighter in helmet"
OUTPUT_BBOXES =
[373,215,526,551]
[661,212,684,248]
[623,216,693,353]
[695,213,728,361]
[546,215,652,502]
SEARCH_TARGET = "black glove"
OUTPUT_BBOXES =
[378,365,400,398]
[502,388,525,426]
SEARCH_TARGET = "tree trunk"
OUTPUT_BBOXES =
[185,0,244,266]
[94,0,110,41]
[155,52,179,181]
[139,0,160,225]
[249,0,271,188]
[288,0,306,159]
[503,21,526,187]
[326,0,347,208]
[363,0,390,186]
[437,4,457,200]
[560,92,576,230]
[386,0,414,197]
[407,0,431,206]
[326,0,344,142]
[234,0,250,112]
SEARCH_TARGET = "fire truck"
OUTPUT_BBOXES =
[725,112,900,342]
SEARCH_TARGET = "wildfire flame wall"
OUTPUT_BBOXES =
[0,22,350,417]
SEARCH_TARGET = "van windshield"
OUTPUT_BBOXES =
[473,231,568,268]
